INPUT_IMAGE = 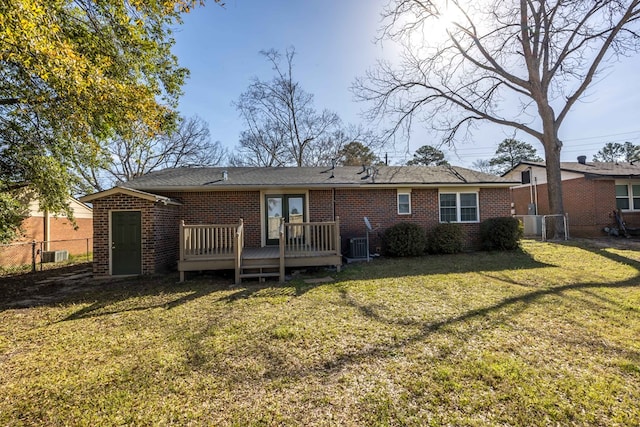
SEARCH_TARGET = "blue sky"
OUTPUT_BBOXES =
[172,1,640,167]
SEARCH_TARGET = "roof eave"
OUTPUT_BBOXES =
[80,186,182,205]
[125,181,517,192]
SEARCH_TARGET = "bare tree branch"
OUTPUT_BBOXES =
[233,47,357,167]
[355,0,640,230]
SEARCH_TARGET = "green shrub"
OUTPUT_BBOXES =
[480,217,523,250]
[427,223,464,254]
[383,222,426,257]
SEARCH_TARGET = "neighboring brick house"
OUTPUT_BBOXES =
[504,158,640,237]
[80,166,517,277]
[0,197,93,266]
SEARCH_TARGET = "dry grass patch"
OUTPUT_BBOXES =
[0,240,639,425]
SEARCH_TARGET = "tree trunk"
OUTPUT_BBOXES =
[541,116,565,239]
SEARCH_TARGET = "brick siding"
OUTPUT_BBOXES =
[308,190,334,221]
[0,216,93,266]
[152,203,181,273]
[160,191,262,247]
[91,194,156,276]
[336,187,511,250]
[92,186,512,275]
[510,177,622,237]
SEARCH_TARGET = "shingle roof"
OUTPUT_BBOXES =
[516,161,640,177]
[122,166,517,191]
[80,186,182,204]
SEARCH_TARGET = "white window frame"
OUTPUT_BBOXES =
[397,190,411,215]
[439,192,479,223]
[615,181,640,211]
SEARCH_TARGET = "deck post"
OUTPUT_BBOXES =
[279,217,285,283]
[335,216,341,272]
[179,220,185,282]
[234,219,244,285]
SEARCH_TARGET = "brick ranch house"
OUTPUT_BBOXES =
[0,197,93,266]
[504,158,640,237]
[80,166,517,282]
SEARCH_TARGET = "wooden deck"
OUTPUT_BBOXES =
[243,247,279,259]
[178,219,342,283]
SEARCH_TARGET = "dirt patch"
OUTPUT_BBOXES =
[0,263,93,303]
[0,264,230,310]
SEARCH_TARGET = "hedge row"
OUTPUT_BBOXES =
[383,217,523,257]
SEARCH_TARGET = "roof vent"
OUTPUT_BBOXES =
[577,155,587,165]
[222,170,228,181]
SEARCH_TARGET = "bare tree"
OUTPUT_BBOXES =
[233,48,342,167]
[355,0,640,228]
[471,159,500,175]
[79,116,226,191]
[228,129,287,167]
[308,125,383,167]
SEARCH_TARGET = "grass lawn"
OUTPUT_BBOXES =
[0,239,639,426]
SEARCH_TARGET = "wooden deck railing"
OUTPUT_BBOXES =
[179,217,340,282]
[179,220,243,259]
[280,216,341,254]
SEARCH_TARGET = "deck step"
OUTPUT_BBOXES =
[239,272,281,279]
[239,261,281,282]
[240,263,279,269]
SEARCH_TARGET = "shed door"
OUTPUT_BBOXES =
[111,211,142,275]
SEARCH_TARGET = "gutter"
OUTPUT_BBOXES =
[127,181,519,193]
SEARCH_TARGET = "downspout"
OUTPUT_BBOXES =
[534,177,539,215]
[44,209,50,251]
[528,167,534,206]
[332,188,336,221]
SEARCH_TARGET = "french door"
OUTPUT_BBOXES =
[265,195,305,245]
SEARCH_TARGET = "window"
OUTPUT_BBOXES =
[616,185,629,210]
[616,182,640,211]
[439,194,457,222]
[439,192,478,222]
[398,192,411,215]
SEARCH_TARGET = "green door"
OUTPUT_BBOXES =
[265,195,305,245]
[111,211,142,275]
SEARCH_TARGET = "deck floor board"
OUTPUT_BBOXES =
[242,247,279,259]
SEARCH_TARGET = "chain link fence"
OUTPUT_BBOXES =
[0,238,92,276]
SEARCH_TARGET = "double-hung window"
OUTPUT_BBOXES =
[439,192,478,222]
[397,191,411,215]
[615,182,640,211]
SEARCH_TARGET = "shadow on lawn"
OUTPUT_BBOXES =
[58,274,318,321]
[4,240,639,330]
[179,240,640,380]
[315,242,640,374]
[336,247,553,282]
[0,270,232,317]
[59,277,229,321]
[316,278,640,375]
[0,248,546,317]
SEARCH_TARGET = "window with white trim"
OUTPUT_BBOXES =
[397,192,411,215]
[616,182,640,211]
[439,192,478,222]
